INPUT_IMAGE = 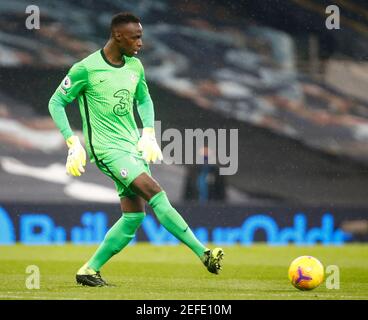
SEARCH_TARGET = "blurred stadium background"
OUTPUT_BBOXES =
[1,0,368,246]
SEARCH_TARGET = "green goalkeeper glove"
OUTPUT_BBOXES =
[66,135,86,177]
[137,127,163,163]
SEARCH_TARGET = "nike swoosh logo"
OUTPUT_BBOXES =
[99,79,107,83]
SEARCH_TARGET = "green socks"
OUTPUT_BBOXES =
[86,191,207,272]
[149,191,207,257]
[88,212,145,271]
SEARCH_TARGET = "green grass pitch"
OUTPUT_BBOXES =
[0,244,367,300]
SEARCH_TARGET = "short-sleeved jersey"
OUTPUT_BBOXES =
[55,49,151,162]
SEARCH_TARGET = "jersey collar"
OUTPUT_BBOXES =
[100,49,125,68]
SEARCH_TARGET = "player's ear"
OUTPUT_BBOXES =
[111,29,121,42]
[115,32,122,42]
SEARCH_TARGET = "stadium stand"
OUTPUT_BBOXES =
[1,0,368,205]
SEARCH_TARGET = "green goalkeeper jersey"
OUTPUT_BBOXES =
[52,49,153,162]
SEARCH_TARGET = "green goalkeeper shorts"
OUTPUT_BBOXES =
[96,151,151,198]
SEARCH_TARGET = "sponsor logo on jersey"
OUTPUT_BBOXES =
[120,168,129,178]
[113,89,131,116]
[61,75,72,89]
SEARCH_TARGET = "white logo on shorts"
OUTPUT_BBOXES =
[120,168,128,178]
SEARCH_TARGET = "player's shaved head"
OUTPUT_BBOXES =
[110,12,140,32]
[109,12,143,57]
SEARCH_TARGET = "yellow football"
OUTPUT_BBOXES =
[288,256,324,290]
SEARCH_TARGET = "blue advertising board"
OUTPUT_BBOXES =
[1,203,366,245]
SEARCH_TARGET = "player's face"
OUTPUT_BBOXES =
[114,22,143,57]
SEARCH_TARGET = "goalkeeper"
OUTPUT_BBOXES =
[48,12,224,287]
